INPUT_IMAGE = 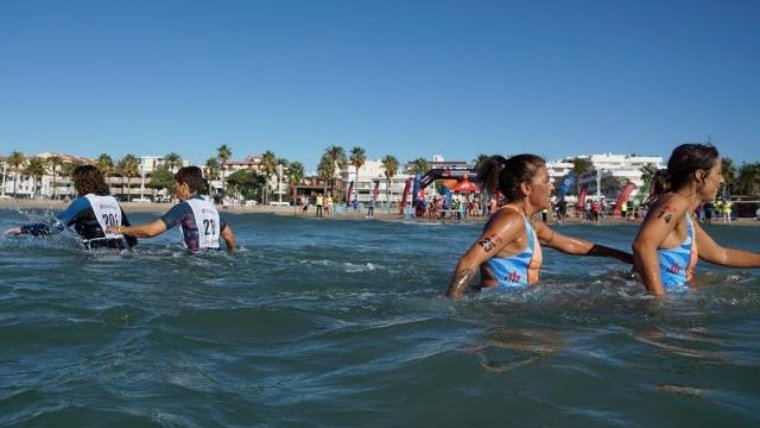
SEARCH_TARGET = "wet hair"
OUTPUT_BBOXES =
[72,165,110,196]
[175,166,205,194]
[651,143,720,197]
[479,154,546,202]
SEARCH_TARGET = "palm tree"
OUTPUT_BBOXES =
[349,146,367,191]
[473,154,490,174]
[287,161,305,202]
[737,162,760,196]
[409,157,430,175]
[164,152,183,172]
[117,154,140,201]
[639,163,657,185]
[61,159,82,194]
[205,157,220,196]
[60,160,83,178]
[572,157,593,197]
[721,157,738,199]
[7,150,26,197]
[323,145,347,195]
[24,157,46,198]
[47,155,63,199]
[260,150,278,204]
[217,144,232,195]
[473,154,491,208]
[317,154,335,194]
[96,153,114,176]
[95,154,115,193]
[381,155,399,205]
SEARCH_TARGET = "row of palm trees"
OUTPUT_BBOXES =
[2,150,175,199]
[6,146,760,203]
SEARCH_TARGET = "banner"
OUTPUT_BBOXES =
[399,177,414,214]
[346,180,354,206]
[412,173,423,206]
[613,182,637,216]
[556,173,575,201]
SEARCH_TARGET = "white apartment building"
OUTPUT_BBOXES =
[340,159,411,204]
[0,153,191,201]
[547,153,664,200]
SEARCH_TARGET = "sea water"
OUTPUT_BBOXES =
[1,209,759,426]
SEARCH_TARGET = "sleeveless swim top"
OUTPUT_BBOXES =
[483,208,543,288]
[657,214,698,289]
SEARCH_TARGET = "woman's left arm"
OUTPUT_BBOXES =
[693,221,760,268]
[534,222,633,264]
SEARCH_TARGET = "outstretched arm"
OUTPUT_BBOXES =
[694,221,760,268]
[108,219,167,238]
[4,198,87,236]
[534,222,633,263]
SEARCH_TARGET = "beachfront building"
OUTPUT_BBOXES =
[209,154,292,204]
[209,154,264,196]
[340,159,412,205]
[547,153,664,201]
[0,151,197,202]
[419,155,472,172]
[0,152,94,200]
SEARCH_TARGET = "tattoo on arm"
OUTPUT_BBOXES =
[478,234,502,253]
[656,206,678,224]
[446,268,476,299]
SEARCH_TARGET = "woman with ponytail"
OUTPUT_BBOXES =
[446,154,633,299]
[632,143,760,296]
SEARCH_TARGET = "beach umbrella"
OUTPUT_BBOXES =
[452,176,480,193]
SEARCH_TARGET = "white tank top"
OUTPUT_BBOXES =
[184,197,221,249]
[84,194,124,239]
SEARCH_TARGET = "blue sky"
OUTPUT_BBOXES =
[1,0,759,172]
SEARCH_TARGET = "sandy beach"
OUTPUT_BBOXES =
[2,198,758,226]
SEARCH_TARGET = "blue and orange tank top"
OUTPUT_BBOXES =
[657,214,698,289]
[483,208,543,288]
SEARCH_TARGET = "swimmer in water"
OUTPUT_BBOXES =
[446,154,633,299]
[4,165,137,250]
[632,143,760,296]
[108,166,235,253]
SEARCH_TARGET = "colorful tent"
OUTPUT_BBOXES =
[452,176,480,193]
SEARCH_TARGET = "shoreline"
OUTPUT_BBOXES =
[2,198,759,226]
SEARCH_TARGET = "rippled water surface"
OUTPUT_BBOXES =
[1,208,759,426]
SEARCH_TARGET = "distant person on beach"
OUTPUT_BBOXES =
[367,197,375,219]
[632,144,760,296]
[107,166,235,253]
[4,165,137,250]
[315,194,324,218]
[446,154,633,299]
[324,193,333,217]
[557,199,567,225]
[302,195,310,214]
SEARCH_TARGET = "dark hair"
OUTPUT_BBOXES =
[175,166,205,194]
[479,154,546,202]
[72,165,110,196]
[651,143,720,197]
